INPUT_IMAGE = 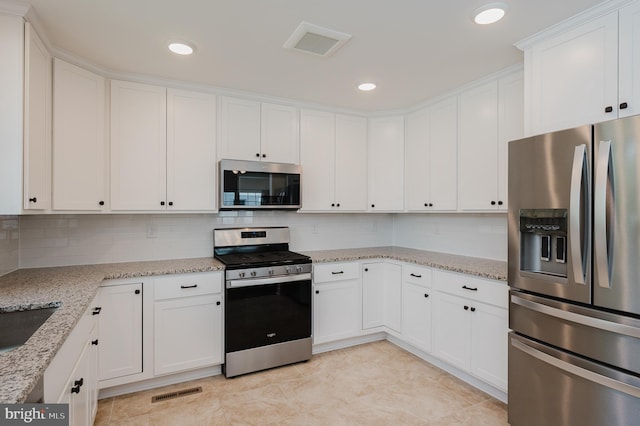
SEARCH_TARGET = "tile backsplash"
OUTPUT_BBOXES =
[0,216,19,276]
[18,212,394,268]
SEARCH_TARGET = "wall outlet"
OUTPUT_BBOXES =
[146,223,158,239]
[312,224,319,234]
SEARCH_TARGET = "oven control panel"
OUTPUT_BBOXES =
[226,263,312,281]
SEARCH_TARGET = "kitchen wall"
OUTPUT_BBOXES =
[392,214,507,261]
[18,213,393,268]
[0,216,19,276]
[17,212,507,268]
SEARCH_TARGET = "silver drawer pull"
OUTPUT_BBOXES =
[180,284,198,289]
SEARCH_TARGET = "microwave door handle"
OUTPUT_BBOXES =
[594,140,612,289]
[569,144,588,285]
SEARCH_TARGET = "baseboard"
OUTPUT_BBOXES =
[98,365,221,399]
[312,332,387,354]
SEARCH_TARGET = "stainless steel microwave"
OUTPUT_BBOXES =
[219,159,301,210]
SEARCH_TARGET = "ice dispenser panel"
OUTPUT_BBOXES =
[520,209,568,278]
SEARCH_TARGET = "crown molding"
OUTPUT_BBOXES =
[0,0,29,17]
[515,0,636,50]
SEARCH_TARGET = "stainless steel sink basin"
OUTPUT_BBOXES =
[0,306,59,354]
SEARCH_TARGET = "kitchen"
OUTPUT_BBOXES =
[1,0,639,424]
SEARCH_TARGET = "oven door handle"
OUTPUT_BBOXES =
[227,273,311,288]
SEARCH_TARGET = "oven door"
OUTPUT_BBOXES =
[225,274,311,353]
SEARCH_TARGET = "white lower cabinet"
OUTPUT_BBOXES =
[44,295,100,426]
[432,270,508,391]
[153,272,223,375]
[312,262,360,344]
[401,265,433,353]
[97,281,143,381]
[362,262,402,332]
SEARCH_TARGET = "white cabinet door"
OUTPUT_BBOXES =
[433,292,470,372]
[401,280,432,352]
[261,103,299,164]
[217,96,261,161]
[66,338,90,426]
[618,2,640,118]
[362,262,401,332]
[300,109,335,211]
[154,294,223,375]
[405,107,430,211]
[110,80,167,210]
[166,89,217,211]
[497,71,524,209]
[313,279,359,344]
[470,301,508,391]
[335,114,367,211]
[98,282,143,380]
[23,23,51,211]
[527,12,618,134]
[459,81,499,211]
[368,116,404,211]
[428,97,458,211]
[52,59,106,211]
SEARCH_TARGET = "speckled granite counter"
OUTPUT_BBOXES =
[303,246,507,282]
[0,258,224,404]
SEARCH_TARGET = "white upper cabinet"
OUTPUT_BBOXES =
[459,81,499,211]
[459,70,523,212]
[111,81,216,211]
[300,110,366,212]
[52,59,106,211]
[218,96,298,164]
[405,97,457,211]
[368,116,405,211]
[166,89,217,211]
[522,11,619,134]
[110,80,167,211]
[618,1,640,118]
[23,22,51,211]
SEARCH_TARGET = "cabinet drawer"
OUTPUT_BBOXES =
[154,272,222,301]
[402,265,432,288]
[313,262,359,283]
[433,270,507,308]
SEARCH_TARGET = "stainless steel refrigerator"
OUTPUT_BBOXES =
[508,115,640,426]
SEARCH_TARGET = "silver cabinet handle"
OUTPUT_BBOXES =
[594,140,612,289]
[512,338,640,398]
[569,144,589,285]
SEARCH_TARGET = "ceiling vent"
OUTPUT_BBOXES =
[283,21,352,57]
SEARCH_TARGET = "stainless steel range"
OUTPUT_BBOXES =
[213,227,312,378]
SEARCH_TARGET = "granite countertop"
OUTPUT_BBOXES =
[303,246,507,282]
[0,258,224,404]
[0,247,505,404]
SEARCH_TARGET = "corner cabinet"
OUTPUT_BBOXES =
[405,97,457,211]
[153,272,223,376]
[300,110,367,212]
[217,96,299,164]
[368,116,405,212]
[401,265,433,353]
[432,270,508,391]
[362,262,402,332]
[52,59,106,211]
[110,81,216,211]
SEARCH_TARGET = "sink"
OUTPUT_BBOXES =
[0,306,59,354]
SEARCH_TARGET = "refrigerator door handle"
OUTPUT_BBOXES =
[511,338,640,398]
[569,144,589,285]
[511,294,640,338]
[594,140,612,289]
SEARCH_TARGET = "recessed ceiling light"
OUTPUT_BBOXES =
[168,42,195,55]
[358,83,377,91]
[473,3,508,25]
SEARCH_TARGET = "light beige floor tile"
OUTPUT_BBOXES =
[94,341,507,425]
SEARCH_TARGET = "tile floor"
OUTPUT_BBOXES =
[95,341,508,425]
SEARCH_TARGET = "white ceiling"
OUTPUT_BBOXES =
[23,0,605,112]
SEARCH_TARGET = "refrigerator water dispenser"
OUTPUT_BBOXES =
[519,209,568,278]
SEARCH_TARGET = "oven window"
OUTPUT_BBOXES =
[222,170,300,207]
[225,280,311,353]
